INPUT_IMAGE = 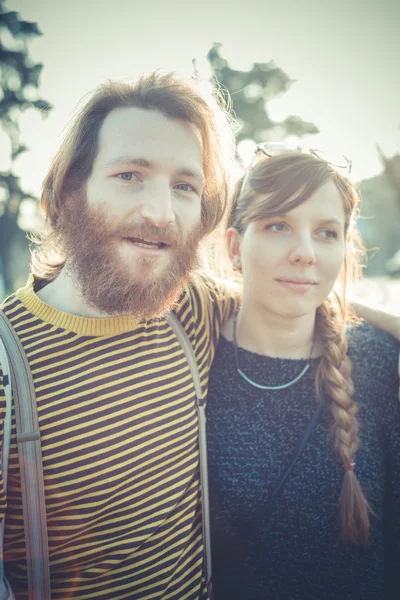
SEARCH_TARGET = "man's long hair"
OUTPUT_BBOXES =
[31,71,236,280]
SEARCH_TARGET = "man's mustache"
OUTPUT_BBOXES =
[103,222,182,247]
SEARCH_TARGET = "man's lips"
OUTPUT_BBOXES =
[123,236,171,249]
[121,237,173,257]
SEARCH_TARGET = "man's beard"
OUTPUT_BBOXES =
[57,197,203,320]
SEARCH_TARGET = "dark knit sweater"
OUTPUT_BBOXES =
[206,322,400,600]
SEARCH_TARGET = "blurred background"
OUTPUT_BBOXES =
[1,0,399,310]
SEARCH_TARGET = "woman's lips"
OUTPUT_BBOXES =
[275,278,317,292]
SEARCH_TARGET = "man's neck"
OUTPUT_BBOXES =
[36,269,111,318]
[224,300,319,360]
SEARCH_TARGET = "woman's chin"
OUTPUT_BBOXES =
[267,299,320,321]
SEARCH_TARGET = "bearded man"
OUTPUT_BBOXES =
[0,72,237,600]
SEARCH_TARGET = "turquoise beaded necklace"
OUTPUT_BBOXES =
[232,311,315,390]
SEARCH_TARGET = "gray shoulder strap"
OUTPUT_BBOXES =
[164,312,212,592]
[0,334,14,599]
[0,309,51,600]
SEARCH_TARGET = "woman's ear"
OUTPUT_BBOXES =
[227,227,242,271]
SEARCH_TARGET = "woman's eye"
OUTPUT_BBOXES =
[266,223,287,232]
[174,183,196,193]
[320,229,338,239]
[118,172,139,181]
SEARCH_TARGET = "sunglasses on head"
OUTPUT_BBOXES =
[252,142,352,174]
[239,141,352,197]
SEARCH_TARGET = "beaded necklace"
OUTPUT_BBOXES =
[232,311,315,390]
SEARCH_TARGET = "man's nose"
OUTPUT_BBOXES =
[140,183,176,228]
[289,233,317,265]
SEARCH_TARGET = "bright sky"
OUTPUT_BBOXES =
[4,0,400,195]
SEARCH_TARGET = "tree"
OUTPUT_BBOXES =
[377,143,400,210]
[207,43,318,152]
[375,143,400,276]
[0,0,52,293]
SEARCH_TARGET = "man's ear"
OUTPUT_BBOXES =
[227,227,242,271]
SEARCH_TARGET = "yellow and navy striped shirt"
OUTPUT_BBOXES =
[0,272,237,599]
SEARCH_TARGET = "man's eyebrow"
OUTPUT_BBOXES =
[104,156,152,169]
[104,156,205,184]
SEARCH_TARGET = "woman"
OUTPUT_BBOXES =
[206,146,400,600]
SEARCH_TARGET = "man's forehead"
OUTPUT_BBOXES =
[99,106,201,144]
[96,106,204,166]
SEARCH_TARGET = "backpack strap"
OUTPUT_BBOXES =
[165,312,212,595]
[0,333,14,599]
[0,309,51,600]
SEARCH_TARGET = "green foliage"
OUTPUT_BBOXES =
[0,0,52,292]
[207,43,319,147]
[377,146,400,208]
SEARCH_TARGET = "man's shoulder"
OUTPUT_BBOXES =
[186,270,239,305]
[1,276,33,314]
[172,271,239,342]
[1,289,15,309]
[0,292,20,317]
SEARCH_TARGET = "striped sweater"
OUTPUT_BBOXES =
[0,272,237,600]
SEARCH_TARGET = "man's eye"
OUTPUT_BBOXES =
[174,183,195,193]
[118,172,139,181]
